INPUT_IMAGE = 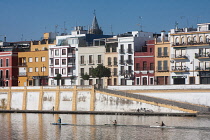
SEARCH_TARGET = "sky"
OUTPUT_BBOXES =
[1,0,210,42]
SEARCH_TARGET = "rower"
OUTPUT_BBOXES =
[161,121,165,126]
[58,117,61,123]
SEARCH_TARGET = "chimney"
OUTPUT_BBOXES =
[161,30,165,44]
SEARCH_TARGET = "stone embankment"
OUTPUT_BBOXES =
[0,110,198,117]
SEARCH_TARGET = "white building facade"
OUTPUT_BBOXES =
[117,31,153,85]
[170,23,210,84]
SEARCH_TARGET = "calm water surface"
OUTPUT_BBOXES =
[0,113,210,140]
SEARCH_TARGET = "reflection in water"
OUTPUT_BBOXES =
[1,113,210,140]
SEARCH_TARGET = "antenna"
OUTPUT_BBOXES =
[137,16,143,31]
[175,21,178,30]
[64,21,67,34]
[21,34,23,41]
[110,25,113,35]
[55,25,58,34]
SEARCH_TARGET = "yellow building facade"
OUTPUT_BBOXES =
[18,51,49,86]
[155,41,170,85]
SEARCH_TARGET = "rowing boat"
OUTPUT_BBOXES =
[104,124,126,126]
[150,125,175,129]
[50,123,72,125]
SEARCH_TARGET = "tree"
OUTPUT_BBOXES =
[82,73,90,81]
[54,74,62,86]
[70,75,75,85]
[91,64,111,88]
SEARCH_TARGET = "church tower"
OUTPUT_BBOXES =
[88,11,103,35]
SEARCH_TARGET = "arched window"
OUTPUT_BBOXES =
[175,37,179,43]
[206,35,209,43]
[187,37,191,43]
[181,37,184,44]
[193,36,196,43]
[199,36,203,43]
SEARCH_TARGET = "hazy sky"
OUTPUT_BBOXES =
[1,0,210,41]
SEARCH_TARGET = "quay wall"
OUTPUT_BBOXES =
[0,85,207,113]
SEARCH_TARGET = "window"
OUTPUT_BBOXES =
[158,48,162,56]
[143,61,147,70]
[114,68,117,76]
[158,61,162,71]
[112,46,116,52]
[150,78,154,85]
[114,78,117,85]
[81,68,84,76]
[163,60,168,71]
[41,66,46,72]
[150,63,154,70]
[62,68,66,74]
[89,55,93,64]
[28,57,33,62]
[55,69,59,74]
[136,63,140,70]
[6,59,9,67]
[108,57,111,65]
[35,57,38,62]
[128,44,132,53]
[5,70,8,79]
[55,59,59,65]
[62,49,66,55]
[80,56,85,64]
[89,68,93,76]
[41,57,45,62]
[136,78,140,85]
[114,57,117,65]
[29,67,33,72]
[163,47,168,56]
[51,68,54,76]
[98,55,101,63]
[55,50,59,56]
[0,70,3,78]
[62,59,66,65]
[120,44,124,53]
[35,67,39,72]
[0,59,2,67]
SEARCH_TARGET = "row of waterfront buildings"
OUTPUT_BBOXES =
[0,15,210,87]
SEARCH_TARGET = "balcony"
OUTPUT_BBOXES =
[171,66,189,72]
[126,59,133,65]
[195,66,210,71]
[19,72,27,76]
[113,61,118,66]
[156,67,169,72]
[119,60,125,65]
[107,62,112,66]
[18,63,27,67]
[171,54,188,59]
[172,41,210,47]
[80,61,86,66]
[157,53,169,57]
[195,53,210,59]
[127,49,133,54]
[119,49,125,54]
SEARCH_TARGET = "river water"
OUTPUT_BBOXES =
[0,113,210,140]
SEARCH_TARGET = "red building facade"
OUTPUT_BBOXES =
[0,51,18,86]
[134,40,155,85]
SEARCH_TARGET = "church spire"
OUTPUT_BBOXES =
[88,10,103,35]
